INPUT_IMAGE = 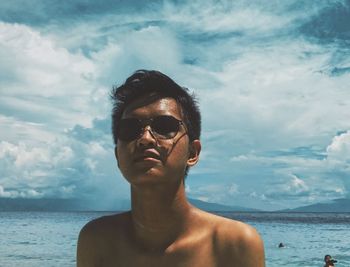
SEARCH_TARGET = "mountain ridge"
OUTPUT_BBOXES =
[0,197,258,212]
[1,197,349,212]
[279,198,350,212]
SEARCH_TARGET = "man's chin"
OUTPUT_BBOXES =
[127,168,165,184]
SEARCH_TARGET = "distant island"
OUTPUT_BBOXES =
[0,197,258,212]
[188,198,259,212]
[280,198,350,212]
[1,197,349,212]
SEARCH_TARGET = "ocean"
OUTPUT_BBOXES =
[0,212,349,267]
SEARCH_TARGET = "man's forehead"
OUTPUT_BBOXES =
[122,94,182,116]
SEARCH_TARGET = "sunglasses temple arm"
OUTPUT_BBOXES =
[166,132,188,156]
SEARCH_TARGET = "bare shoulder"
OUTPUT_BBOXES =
[78,211,130,240]
[198,210,265,267]
[77,211,131,267]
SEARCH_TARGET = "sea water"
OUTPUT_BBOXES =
[0,211,349,267]
[219,212,350,267]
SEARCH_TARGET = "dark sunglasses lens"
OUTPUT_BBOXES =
[118,119,141,141]
[152,116,180,139]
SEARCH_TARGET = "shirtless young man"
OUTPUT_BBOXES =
[77,70,265,267]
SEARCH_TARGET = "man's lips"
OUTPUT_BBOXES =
[134,149,162,162]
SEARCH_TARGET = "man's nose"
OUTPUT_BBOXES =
[136,126,157,146]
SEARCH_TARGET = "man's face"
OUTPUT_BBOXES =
[116,97,196,186]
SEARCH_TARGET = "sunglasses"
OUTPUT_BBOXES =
[117,115,185,142]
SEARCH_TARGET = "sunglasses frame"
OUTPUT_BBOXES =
[117,115,186,142]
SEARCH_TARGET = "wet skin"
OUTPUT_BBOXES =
[77,97,265,267]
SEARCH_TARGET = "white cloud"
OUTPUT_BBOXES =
[204,43,350,144]
[188,182,240,204]
[0,187,44,198]
[0,21,104,142]
[0,115,54,144]
[220,133,349,207]
[327,131,350,162]
[162,0,325,34]
[287,174,308,193]
[0,132,128,201]
[90,26,182,86]
[0,22,94,95]
[0,185,11,198]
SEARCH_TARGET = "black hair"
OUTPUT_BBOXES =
[111,70,201,146]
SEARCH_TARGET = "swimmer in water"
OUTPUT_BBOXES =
[324,255,337,267]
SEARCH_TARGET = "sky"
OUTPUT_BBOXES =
[0,0,350,211]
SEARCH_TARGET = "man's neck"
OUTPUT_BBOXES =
[130,180,192,251]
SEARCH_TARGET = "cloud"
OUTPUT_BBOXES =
[0,185,11,197]
[187,182,241,205]
[300,0,350,43]
[267,174,309,198]
[0,22,102,135]
[1,0,350,210]
[191,30,350,209]
[90,26,182,86]
[0,22,94,93]
[327,130,350,161]
[326,131,350,196]
[223,135,349,207]
[0,123,129,205]
[0,22,114,203]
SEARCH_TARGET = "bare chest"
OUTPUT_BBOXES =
[98,236,218,267]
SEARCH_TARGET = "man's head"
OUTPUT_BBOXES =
[111,70,201,145]
[111,70,201,177]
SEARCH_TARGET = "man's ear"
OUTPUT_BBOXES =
[187,140,201,167]
[114,146,120,168]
